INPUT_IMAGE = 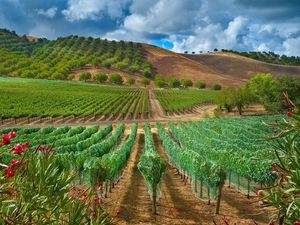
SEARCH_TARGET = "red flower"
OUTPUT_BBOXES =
[273,129,277,134]
[6,167,15,179]
[92,211,97,219]
[46,146,51,152]
[294,221,300,225]
[9,131,17,139]
[2,134,11,145]
[256,190,263,196]
[93,195,100,205]
[11,159,20,168]
[11,144,25,155]
[38,146,44,152]
[269,222,275,225]
[22,141,30,149]
[287,112,294,118]
[82,193,88,201]
[272,162,277,169]
[98,185,104,193]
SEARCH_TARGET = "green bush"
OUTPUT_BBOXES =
[195,81,206,89]
[211,83,222,90]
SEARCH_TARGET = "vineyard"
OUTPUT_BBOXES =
[0,77,150,121]
[0,29,152,79]
[0,115,284,224]
[154,88,219,115]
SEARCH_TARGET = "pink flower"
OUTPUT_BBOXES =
[256,190,263,196]
[9,131,17,139]
[22,141,30,149]
[93,195,100,205]
[11,159,21,168]
[294,221,300,225]
[11,144,25,155]
[82,193,88,201]
[287,112,294,118]
[6,167,15,179]
[272,162,277,169]
[38,146,44,152]
[2,134,11,145]
[273,129,277,134]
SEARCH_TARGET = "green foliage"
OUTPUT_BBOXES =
[141,78,150,87]
[109,73,123,85]
[154,74,166,88]
[154,88,219,113]
[211,83,222,90]
[138,124,167,199]
[195,81,206,89]
[263,111,300,224]
[180,79,193,88]
[0,151,110,224]
[167,76,180,88]
[94,73,108,83]
[79,72,92,81]
[142,62,152,78]
[127,77,136,85]
[0,77,149,118]
[0,29,152,80]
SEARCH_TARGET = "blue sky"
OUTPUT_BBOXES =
[0,0,300,56]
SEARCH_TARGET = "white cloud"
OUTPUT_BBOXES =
[283,37,300,56]
[171,16,248,53]
[62,0,129,22]
[37,7,57,18]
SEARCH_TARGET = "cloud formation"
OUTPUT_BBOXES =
[0,0,299,56]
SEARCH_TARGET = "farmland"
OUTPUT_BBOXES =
[154,88,219,114]
[0,77,150,121]
[0,115,284,224]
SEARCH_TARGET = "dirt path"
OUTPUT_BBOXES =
[102,130,270,225]
[149,89,166,120]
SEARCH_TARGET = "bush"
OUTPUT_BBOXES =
[167,77,180,88]
[180,79,193,88]
[94,73,108,83]
[109,73,123,85]
[67,74,75,81]
[195,81,206,89]
[115,61,128,70]
[155,74,166,88]
[141,78,150,87]
[127,77,136,85]
[79,72,92,82]
[129,64,139,73]
[211,83,222,90]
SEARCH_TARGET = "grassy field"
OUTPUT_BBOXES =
[0,77,149,119]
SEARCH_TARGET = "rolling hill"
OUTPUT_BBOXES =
[1,28,300,88]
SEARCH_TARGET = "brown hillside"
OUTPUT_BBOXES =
[143,44,244,87]
[183,52,300,80]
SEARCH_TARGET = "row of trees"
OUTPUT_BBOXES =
[218,73,300,115]
[79,72,151,86]
[154,74,221,90]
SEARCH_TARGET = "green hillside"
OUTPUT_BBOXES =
[0,29,152,80]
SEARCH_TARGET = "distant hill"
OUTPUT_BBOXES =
[1,28,300,87]
[182,52,300,81]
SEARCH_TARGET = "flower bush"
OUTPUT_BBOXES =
[0,132,111,225]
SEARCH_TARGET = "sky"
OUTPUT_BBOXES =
[0,0,300,56]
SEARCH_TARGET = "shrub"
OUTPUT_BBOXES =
[79,72,92,82]
[211,83,222,90]
[94,73,108,83]
[109,73,123,85]
[129,64,139,73]
[195,81,206,89]
[127,77,136,85]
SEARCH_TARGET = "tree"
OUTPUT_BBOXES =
[142,62,152,78]
[141,78,150,87]
[91,58,101,67]
[180,79,193,88]
[195,81,206,89]
[167,77,180,88]
[211,83,222,90]
[109,73,123,85]
[154,74,166,88]
[79,72,91,82]
[94,73,108,83]
[127,77,136,86]
[249,73,280,111]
